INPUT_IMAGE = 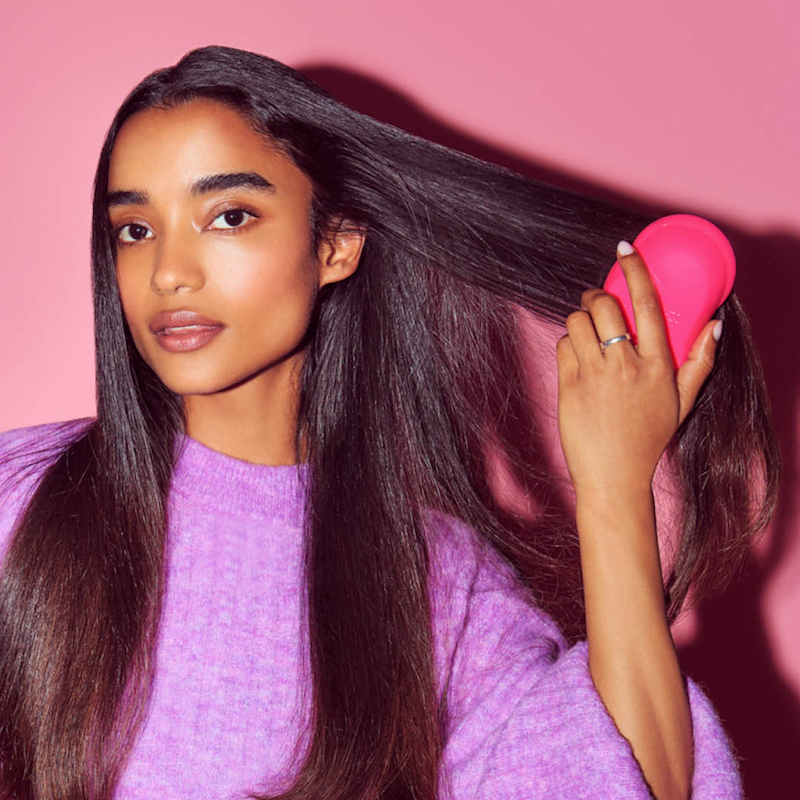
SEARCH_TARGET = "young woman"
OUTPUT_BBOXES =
[0,45,778,800]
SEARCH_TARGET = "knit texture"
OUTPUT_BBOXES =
[0,419,743,799]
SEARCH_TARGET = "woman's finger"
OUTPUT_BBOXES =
[581,287,635,360]
[675,318,721,425]
[564,309,604,365]
[616,241,671,363]
[556,333,579,382]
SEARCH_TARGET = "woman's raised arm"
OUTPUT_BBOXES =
[556,240,722,799]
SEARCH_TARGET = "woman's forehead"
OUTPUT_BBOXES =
[108,99,309,200]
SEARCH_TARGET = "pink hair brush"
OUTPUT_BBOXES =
[603,214,736,368]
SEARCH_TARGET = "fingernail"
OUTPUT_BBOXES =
[713,320,723,341]
[617,240,635,257]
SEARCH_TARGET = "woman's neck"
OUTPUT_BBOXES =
[182,357,304,466]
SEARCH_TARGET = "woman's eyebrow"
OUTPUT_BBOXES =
[106,171,276,208]
[190,171,275,196]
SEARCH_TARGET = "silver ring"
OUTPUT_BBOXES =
[600,333,631,349]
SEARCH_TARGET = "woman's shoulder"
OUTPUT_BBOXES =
[0,417,95,547]
[422,508,565,646]
[0,416,94,450]
[0,416,94,481]
[423,508,536,598]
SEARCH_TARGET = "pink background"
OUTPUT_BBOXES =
[1,3,797,796]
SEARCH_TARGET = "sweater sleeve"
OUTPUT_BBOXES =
[427,513,742,800]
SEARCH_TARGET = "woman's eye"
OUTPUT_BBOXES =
[117,223,153,244]
[209,208,257,230]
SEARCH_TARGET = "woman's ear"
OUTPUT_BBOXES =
[317,218,366,289]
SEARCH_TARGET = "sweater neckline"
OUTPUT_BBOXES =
[170,432,308,523]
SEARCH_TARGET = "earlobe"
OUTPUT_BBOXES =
[318,221,365,289]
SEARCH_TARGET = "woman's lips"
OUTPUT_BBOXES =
[154,323,224,353]
[149,309,225,352]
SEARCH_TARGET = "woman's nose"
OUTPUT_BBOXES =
[150,227,205,295]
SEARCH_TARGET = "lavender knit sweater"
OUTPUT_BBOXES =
[0,419,742,799]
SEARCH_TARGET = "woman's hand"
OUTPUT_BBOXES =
[557,240,721,501]
[555,240,722,800]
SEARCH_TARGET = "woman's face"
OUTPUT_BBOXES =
[107,98,361,402]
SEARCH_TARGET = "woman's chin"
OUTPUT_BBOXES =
[151,372,238,398]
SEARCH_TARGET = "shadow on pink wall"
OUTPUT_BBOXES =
[297,63,800,800]
[678,229,800,800]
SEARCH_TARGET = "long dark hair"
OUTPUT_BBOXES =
[0,45,779,799]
